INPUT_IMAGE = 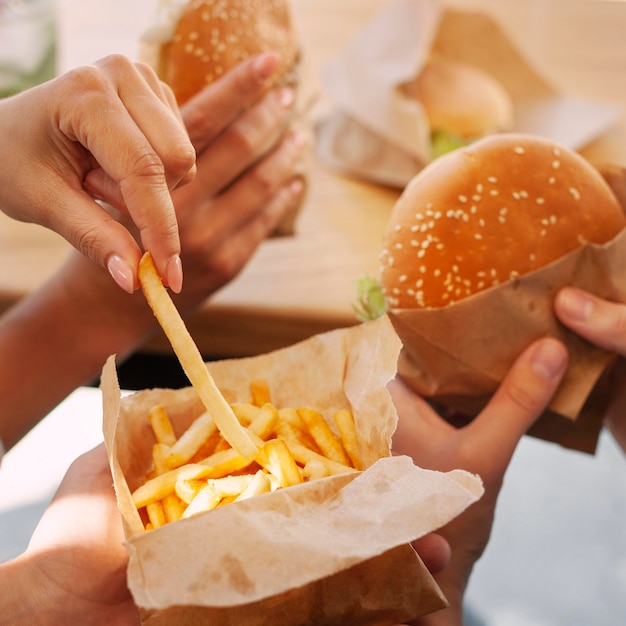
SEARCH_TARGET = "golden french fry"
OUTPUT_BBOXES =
[148,405,177,446]
[234,470,272,502]
[249,379,272,407]
[198,447,256,479]
[333,408,363,470]
[297,407,351,466]
[165,411,217,468]
[175,477,207,504]
[151,442,186,520]
[138,252,258,459]
[277,407,306,429]
[182,483,221,519]
[146,500,166,529]
[209,474,255,497]
[302,458,330,481]
[230,402,261,425]
[247,403,279,440]
[256,439,302,488]
[285,440,356,477]
[132,463,212,509]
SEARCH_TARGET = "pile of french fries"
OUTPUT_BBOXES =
[132,379,364,530]
[134,253,364,530]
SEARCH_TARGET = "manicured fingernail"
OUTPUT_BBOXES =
[167,254,183,294]
[252,52,279,82]
[530,339,567,380]
[107,254,135,294]
[557,288,594,322]
[277,87,294,108]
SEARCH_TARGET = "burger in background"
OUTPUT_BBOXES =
[140,0,300,106]
[401,54,514,159]
[140,0,306,234]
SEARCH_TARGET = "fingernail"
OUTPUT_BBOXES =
[252,52,279,82]
[557,288,594,322]
[277,87,294,108]
[530,339,567,380]
[167,254,183,294]
[107,254,135,294]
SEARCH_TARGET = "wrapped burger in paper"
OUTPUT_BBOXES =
[387,168,626,454]
[316,0,621,188]
[101,316,483,625]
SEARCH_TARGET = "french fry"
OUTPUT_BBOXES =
[302,458,330,481]
[146,500,167,529]
[234,470,272,502]
[148,405,177,446]
[138,252,258,459]
[297,407,351,466]
[333,408,364,470]
[209,474,255,497]
[249,378,272,407]
[152,443,186,521]
[256,439,302,488]
[175,477,207,505]
[165,411,217,468]
[247,403,279,440]
[132,463,212,509]
[230,402,261,425]
[182,483,221,519]
[285,440,357,477]
[198,447,256,479]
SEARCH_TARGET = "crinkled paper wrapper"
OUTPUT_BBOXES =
[316,0,621,188]
[101,316,483,625]
[390,170,626,454]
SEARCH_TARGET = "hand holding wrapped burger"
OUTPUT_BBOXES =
[372,133,626,452]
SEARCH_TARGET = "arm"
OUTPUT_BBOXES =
[555,286,626,453]
[390,337,568,625]
[0,52,306,450]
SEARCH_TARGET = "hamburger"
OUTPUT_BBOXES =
[140,0,305,235]
[141,0,300,106]
[380,133,626,309]
[355,133,626,450]
[401,54,514,159]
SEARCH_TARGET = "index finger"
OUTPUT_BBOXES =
[181,52,281,152]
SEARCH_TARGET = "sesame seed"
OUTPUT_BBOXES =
[474,233,483,240]
[552,160,561,169]
[399,275,407,282]
[458,195,468,203]
[490,189,499,196]
[476,184,484,193]
[536,197,545,204]
[569,187,581,200]
[548,176,556,184]
[514,146,525,154]
[487,176,498,183]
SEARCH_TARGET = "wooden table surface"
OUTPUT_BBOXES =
[1,0,626,357]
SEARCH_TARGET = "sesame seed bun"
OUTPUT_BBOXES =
[380,133,626,309]
[157,0,300,105]
[402,55,514,140]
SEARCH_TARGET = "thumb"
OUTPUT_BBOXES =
[466,337,569,474]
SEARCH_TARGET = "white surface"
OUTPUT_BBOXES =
[0,387,105,561]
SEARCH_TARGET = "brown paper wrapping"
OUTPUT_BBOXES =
[102,316,483,625]
[390,206,626,453]
[316,0,620,188]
